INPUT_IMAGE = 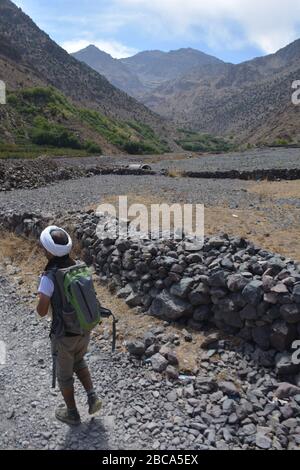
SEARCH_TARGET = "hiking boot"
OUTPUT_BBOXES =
[88,393,102,415]
[55,407,81,426]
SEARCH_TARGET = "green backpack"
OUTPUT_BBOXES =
[56,263,117,346]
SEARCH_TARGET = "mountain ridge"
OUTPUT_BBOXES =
[73,39,300,143]
[73,45,224,97]
[0,0,180,154]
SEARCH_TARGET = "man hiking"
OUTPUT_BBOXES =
[36,225,102,426]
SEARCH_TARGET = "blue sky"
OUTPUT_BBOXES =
[14,0,300,62]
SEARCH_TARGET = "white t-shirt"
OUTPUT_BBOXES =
[38,275,55,298]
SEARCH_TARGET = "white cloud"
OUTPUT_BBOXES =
[111,0,300,53]
[62,39,138,58]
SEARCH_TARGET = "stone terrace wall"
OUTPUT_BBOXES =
[0,157,157,192]
[183,168,300,181]
[75,212,300,355]
[1,209,300,359]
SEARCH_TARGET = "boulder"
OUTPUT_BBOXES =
[188,289,211,306]
[166,365,179,380]
[227,274,248,292]
[270,321,297,352]
[274,383,300,400]
[125,292,143,308]
[150,353,169,372]
[280,304,300,324]
[149,290,192,320]
[252,325,271,350]
[292,284,300,303]
[145,343,161,357]
[126,341,145,357]
[218,381,240,397]
[208,271,227,287]
[143,331,157,348]
[170,277,194,298]
[193,305,210,322]
[239,305,259,321]
[242,280,264,305]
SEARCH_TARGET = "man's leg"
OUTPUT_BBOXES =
[74,334,102,415]
[55,337,81,425]
[61,386,76,410]
[76,367,93,393]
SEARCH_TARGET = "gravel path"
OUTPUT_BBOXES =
[151,148,300,172]
[1,269,300,450]
[0,174,270,214]
[55,148,300,172]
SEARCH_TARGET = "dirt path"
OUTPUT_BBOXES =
[0,263,210,451]
[0,270,127,450]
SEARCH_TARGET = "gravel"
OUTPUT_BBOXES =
[0,148,299,450]
[0,173,274,214]
[152,148,300,172]
[1,269,300,450]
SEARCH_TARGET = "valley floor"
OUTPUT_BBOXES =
[0,161,299,260]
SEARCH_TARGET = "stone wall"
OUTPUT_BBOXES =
[0,157,157,192]
[184,168,300,181]
[75,211,300,355]
[1,209,300,357]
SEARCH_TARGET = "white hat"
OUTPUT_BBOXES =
[40,226,72,257]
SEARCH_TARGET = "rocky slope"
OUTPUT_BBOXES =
[0,0,177,151]
[76,38,300,144]
[73,46,223,99]
[121,48,223,96]
[72,45,145,97]
[141,40,300,144]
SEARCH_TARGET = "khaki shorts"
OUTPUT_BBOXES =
[52,333,90,390]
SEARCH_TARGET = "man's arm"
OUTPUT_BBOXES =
[37,293,51,317]
[36,274,54,317]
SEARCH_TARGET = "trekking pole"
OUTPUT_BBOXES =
[111,313,118,353]
[52,352,57,389]
[99,307,118,353]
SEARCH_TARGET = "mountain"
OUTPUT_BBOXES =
[74,40,300,144]
[74,45,223,98]
[72,45,145,97]
[121,48,224,94]
[0,0,177,155]
[141,40,300,144]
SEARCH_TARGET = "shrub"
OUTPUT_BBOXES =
[30,117,82,149]
[84,140,102,154]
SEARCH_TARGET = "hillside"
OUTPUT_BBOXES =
[74,45,224,98]
[75,38,300,145]
[0,86,172,158]
[0,0,177,154]
[141,40,300,144]
[121,48,224,95]
[72,45,145,97]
